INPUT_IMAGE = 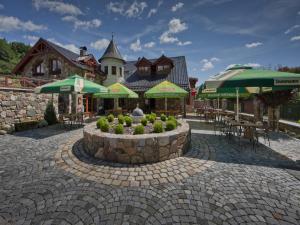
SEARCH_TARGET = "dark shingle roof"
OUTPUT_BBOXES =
[124,56,190,92]
[99,39,124,62]
[43,38,91,70]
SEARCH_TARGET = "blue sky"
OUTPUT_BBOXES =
[0,0,300,83]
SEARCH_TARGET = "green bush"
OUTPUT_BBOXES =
[96,117,109,132]
[44,101,57,125]
[165,120,177,131]
[107,114,114,122]
[145,114,150,120]
[124,116,133,127]
[118,114,124,124]
[160,114,166,121]
[134,125,144,135]
[153,121,163,133]
[168,116,178,126]
[141,118,148,126]
[114,124,124,134]
[148,115,155,124]
[151,112,157,119]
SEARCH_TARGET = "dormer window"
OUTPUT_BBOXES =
[138,66,150,72]
[153,55,174,74]
[157,65,170,72]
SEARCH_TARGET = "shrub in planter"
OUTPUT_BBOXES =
[134,125,144,135]
[168,115,178,126]
[124,116,133,127]
[151,112,157,119]
[165,120,177,131]
[118,114,124,124]
[107,114,114,123]
[97,117,109,132]
[148,115,155,124]
[141,118,148,126]
[114,124,124,134]
[153,121,163,133]
[44,101,57,125]
[160,114,166,121]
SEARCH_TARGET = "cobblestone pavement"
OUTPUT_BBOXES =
[0,124,300,225]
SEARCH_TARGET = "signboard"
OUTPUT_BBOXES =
[74,78,84,92]
[60,86,71,92]
[274,78,300,86]
[202,88,217,93]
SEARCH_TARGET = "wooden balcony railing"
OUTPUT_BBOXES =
[0,75,54,89]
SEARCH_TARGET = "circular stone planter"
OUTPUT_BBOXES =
[83,121,191,164]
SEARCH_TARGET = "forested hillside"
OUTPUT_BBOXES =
[0,38,31,74]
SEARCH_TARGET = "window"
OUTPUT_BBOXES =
[50,59,61,73]
[119,67,122,76]
[112,66,116,75]
[104,66,108,74]
[157,65,170,72]
[138,66,150,72]
[33,62,44,76]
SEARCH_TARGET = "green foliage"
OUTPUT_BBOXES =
[0,39,31,73]
[298,120,300,124]
[118,114,124,124]
[134,125,144,135]
[141,118,148,126]
[145,114,150,120]
[107,114,114,123]
[168,116,178,126]
[96,117,109,132]
[153,121,163,133]
[124,116,133,127]
[160,114,166,121]
[151,112,156,119]
[114,124,124,134]
[148,115,155,123]
[165,120,177,131]
[44,101,57,125]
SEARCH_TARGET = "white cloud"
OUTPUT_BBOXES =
[171,2,184,12]
[159,18,188,44]
[298,11,300,15]
[284,25,300,34]
[130,38,142,52]
[147,9,157,18]
[245,42,263,48]
[0,15,47,32]
[291,35,300,41]
[144,41,155,48]
[47,38,79,54]
[147,0,163,18]
[62,16,101,30]
[0,4,4,9]
[201,57,220,71]
[177,41,192,46]
[23,35,39,42]
[33,0,82,15]
[107,1,147,18]
[90,39,110,50]
[159,32,178,44]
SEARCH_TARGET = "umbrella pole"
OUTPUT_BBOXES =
[165,97,167,114]
[236,87,240,121]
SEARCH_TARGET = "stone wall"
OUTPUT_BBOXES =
[83,121,191,164]
[0,90,58,133]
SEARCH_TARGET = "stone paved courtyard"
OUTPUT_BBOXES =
[0,122,300,225]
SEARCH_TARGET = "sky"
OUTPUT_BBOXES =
[0,0,300,83]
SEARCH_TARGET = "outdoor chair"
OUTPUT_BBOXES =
[255,121,270,146]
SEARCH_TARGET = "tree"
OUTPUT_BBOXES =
[44,101,58,125]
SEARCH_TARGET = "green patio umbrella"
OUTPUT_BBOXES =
[205,66,300,120]
[144,80,188,112]
[93,82,138,109]
[34,74,108,94]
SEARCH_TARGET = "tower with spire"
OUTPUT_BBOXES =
[98,34,125,86]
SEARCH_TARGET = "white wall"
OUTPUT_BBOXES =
[101,58,124,86]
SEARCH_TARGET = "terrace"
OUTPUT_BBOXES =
[0,119,299,224]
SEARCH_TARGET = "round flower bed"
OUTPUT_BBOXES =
[83,114,191,164]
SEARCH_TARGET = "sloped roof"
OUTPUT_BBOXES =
[99,39,124,62]
[13,38,101,74]
[124,56,190,92]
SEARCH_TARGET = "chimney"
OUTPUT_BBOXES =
[80,46,87,56]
